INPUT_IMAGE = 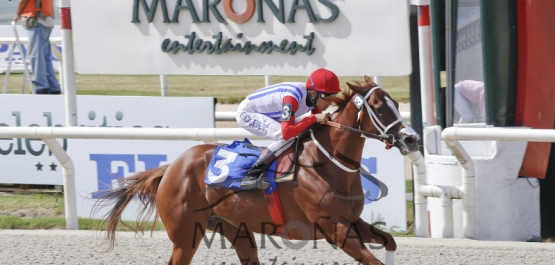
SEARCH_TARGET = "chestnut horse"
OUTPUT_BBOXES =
[94,76,420,265]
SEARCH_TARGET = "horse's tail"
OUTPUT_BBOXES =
[92,164,169,251]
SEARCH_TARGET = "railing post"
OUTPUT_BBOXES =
[413,0,435,127]
[43,138,77,230]
[59,0,78,126]
[59,0,78,230]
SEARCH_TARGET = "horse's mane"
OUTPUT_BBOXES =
[326,81,368,111]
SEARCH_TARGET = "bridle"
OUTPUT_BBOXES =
[309,86,404,173]
[327,86,402,149]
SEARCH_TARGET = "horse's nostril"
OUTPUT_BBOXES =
[404,136,417,145]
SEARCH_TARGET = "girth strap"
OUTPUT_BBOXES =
[263,189,288,239]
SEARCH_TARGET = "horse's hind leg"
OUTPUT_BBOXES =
[212,220,260,265]
[157,168,212,264]
[164,211,211,265]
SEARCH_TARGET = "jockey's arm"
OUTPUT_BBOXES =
[280,96,317,140]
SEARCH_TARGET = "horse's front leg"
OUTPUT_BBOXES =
[355,218,397,264]
[317,219,384,265]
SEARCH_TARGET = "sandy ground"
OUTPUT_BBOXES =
[0,229,554,265]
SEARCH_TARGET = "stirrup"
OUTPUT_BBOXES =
[240,174,270,190]
[244,167,265,178]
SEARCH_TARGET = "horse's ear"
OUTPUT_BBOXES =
[347,80,365,89]
[364,75,377,87]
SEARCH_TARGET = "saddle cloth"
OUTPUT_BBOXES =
[204,139,295,192]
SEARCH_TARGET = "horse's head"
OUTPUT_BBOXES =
[342,76,420,155]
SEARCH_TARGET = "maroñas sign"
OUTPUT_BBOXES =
[71,0,411,76]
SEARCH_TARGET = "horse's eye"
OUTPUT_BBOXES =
[377,108,384,115]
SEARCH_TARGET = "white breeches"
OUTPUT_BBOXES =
[236,100,294,155]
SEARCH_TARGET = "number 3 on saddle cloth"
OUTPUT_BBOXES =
[204,139,294,194]
[204,139,293,236]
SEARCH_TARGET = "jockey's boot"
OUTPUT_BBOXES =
[240,149,277,190]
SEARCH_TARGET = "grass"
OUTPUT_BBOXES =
[0,192,165,230]
[0,216,165,231]
[0,216,67,229]
[0,192,65,217]
[3,73,411,103]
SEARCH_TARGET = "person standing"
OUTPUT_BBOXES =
[13,0,61,95]
[454,80,485,123]
[236,68,340,189]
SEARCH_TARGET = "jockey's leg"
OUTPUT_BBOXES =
[244,147,277,178]
[237,108,295,190]
[241,138,294,190]
[244,138,294,177]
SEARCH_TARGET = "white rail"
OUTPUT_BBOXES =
[0,127,262,230]
[0,127,264,141]
[413,127,555,239]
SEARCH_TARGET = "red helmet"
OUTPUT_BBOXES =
[306,68,341,94]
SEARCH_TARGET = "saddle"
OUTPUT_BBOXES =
[203,139,297,191]
[269,147,296,181]
[203,139,298,238]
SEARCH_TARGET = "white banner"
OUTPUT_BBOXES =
[70,0,411,76]
[0,95,214,185]
[359,143,406,231]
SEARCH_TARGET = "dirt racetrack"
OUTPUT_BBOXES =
[1,229,554,265]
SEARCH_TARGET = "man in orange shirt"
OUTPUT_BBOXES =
[14,0,61,95]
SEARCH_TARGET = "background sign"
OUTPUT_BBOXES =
[0,95,214,185]
[70,0,412,76]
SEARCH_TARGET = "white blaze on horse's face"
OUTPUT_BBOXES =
[384,97,420,155]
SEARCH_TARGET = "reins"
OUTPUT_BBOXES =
[309,130,360,173]
[323,120,394,145]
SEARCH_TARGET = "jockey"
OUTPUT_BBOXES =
[236,68,341,189]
